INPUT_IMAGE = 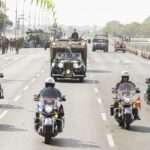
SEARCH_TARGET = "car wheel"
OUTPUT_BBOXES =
[79,77,84,82]
[104,48,108,53]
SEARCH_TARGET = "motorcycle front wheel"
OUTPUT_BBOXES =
[44,126,52,144]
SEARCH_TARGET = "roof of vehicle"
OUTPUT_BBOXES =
[94,34,108,40]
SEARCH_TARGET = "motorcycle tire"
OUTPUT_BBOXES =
[44,126,52,144]
[124,114,131,130]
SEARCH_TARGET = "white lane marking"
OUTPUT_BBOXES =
[23,85,29,91]
[94,87,99,93]
[97,98,102,105]
[31,78,36,83]
[36,74,40,77]
[101,113,107,121]
[0,110,8,119]
[107,134,115,147]
[14,95,21,102]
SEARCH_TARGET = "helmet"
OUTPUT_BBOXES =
[121,71,129,77]
[121,71,130,81]
[45,77,55,88]
[74,28,77,32]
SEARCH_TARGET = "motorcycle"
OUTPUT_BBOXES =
[144,78,150,104]
[111,82,140,129]
[34,95,66,144]
[0,73,4,99]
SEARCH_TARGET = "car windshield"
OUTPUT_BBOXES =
[55,51,82,60]
[93,39,107,42]
[117,82,136,99]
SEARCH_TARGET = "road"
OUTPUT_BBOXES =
[0,47,150,150]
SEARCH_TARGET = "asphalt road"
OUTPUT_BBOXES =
[0,47,150,150]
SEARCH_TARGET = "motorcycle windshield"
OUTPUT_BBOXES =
[42,97,57,105]
[117,82,136,99]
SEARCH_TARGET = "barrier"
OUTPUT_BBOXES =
[126,42,150,60]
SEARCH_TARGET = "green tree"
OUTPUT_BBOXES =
[103,21,124,36]
[123,22,141,37]
[0,10,12,33]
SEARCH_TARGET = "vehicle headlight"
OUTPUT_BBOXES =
[73,62,80,68]
[45,105,53,113]
[52,63,55,67]
[58,62,63,68]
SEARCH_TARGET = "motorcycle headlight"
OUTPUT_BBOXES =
[58,62,63,68]
[45,105,53,113]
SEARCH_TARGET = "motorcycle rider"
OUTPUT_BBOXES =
[71,29,79,40]
[34,77,65,133]
[0,73,4,99]
[146,78,150,97]
[0,84,4,99]
[113,71,140,120]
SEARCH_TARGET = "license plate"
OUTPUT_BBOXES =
[124,107,132,114]
[44,118,52,125]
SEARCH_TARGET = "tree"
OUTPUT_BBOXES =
[103,21,124,36]
[0,10,13,33]
[123,22,141,37]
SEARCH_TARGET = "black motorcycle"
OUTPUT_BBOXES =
[34,96,65,144]
[111,82,140,129]
[145,78,150,104]
[0,73,4,99]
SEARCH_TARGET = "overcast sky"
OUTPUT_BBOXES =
[5,0,150,27]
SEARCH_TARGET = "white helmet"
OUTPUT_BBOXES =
[121,71,129,77]
[45,77,55,87]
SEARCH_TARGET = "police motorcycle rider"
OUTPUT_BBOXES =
[0,73,4,99]
[112,71,141,120]
[71,29,79,41]
[34,77,65,133]
[145,78,150,103]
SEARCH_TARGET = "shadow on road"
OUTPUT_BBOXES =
[48,138,101,149]
[56,79,100,84]
[130,125,150,133]
[0,104,23,110]
[0,124,27,132]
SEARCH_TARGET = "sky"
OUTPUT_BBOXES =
[5,0,150,27]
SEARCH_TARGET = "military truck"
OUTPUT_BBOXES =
[50,39,87,82]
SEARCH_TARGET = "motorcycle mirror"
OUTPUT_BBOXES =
[0,73,4,78]
[112,88,117,94]
[88,39,91,44]
[145,78,150,84]
[61,96,66,102]
[136,88,140,94]
[34,94,39,102]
